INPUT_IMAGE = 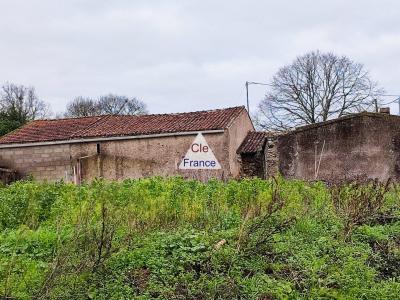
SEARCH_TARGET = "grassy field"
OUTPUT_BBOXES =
[0,177,399,299]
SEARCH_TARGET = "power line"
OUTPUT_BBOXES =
[246,81,274,86]
[245,81,274,113]
[245,80,400,114]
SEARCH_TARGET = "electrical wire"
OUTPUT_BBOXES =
[246,81,400,99]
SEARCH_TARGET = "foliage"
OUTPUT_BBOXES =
[0,177,398,299]
[0,83,50,136]
[0,113,21,136]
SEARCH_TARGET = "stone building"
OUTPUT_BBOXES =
[0,106,254,183]
[237,132,279,179]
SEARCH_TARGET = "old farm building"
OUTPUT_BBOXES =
[236,109,400,183]
[0,107,253,182]
[1,106,400,183]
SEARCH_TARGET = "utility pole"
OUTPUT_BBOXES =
[245,81,250,113]
[398,97,400,116]
[245,81,272,115]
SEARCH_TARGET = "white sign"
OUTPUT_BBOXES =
[179,133,221,170]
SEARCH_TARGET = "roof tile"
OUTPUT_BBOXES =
[237,131,279,154]
[0,106,245,145]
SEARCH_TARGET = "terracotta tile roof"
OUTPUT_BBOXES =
[237,131,279,154]
[0,106,246,145]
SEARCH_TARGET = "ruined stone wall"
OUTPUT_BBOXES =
[266,137,279,177]
[239,152,266,179]
[239,136,279,180]
[277,114,400,182]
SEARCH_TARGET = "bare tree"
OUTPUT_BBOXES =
[256,51,384,130]
[64,94,148,117]
[97,94,147,115]
[64,97,101,117]
[0,83,50,123]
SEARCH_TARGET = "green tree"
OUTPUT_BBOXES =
[0,83,50,136]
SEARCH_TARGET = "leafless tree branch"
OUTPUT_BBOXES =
[255,51,384,131]
[64,94,148,117]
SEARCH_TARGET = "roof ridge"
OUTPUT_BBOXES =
[35,106,246,122]
[37,115,109,122]
[139,106,245,118]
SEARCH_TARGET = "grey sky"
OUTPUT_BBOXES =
[1,0,399,115]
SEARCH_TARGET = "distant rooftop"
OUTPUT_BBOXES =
[0,106,246,145]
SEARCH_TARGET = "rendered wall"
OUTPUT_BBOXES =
[71,132,230,182]
[226,110,255,177]
[277,114,400,182]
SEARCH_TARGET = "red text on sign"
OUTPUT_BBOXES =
[191,143,209,153]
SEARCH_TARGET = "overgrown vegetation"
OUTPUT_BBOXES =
[0,177,399,299]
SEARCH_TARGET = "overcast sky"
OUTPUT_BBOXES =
[1,0,399,116]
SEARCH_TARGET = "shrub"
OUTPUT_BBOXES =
[0,177,398,299]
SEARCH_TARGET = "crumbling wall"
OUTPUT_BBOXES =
[239,152,265,178]
[266,137,279,177]
[0,168,18,184]
[239,135,280,180]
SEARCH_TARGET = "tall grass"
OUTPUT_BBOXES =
[0,177,399,299]
[0,177,281,232]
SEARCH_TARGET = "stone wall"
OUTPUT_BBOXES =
[266,137,279,177]
[239,135,280,180]
[277,113,400,182]
[239,152,266,179]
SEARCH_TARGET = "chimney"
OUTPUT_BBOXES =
[379,107,390,114]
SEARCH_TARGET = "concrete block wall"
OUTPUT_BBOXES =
[0,144,71,182]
